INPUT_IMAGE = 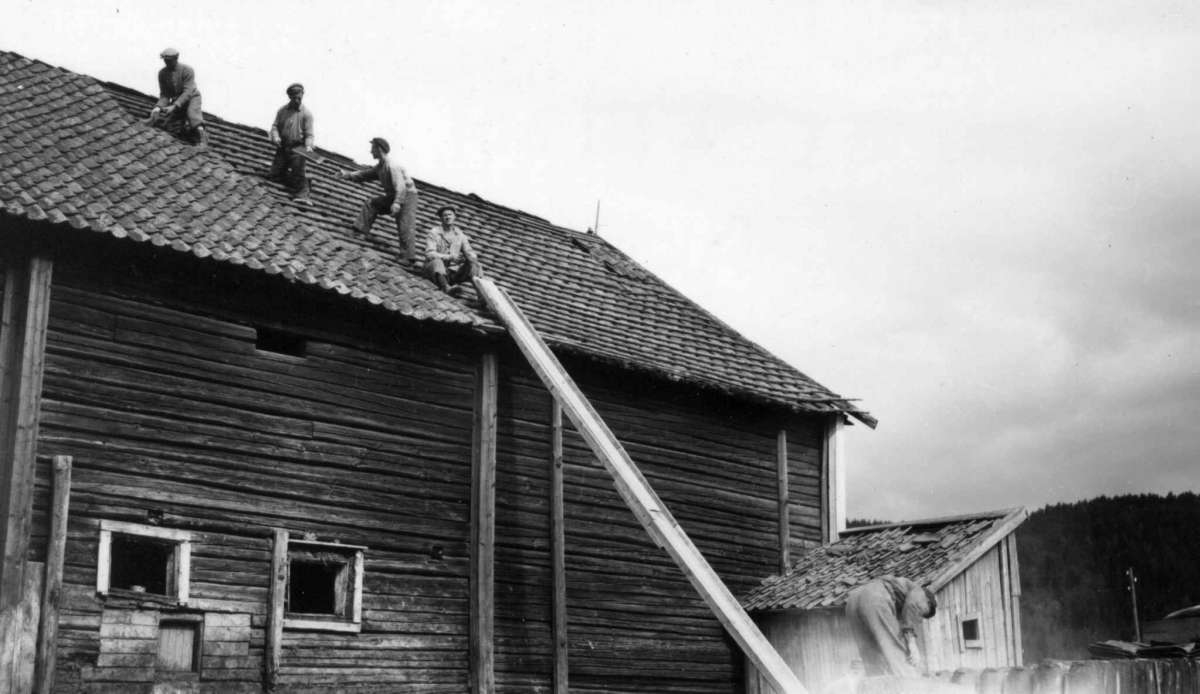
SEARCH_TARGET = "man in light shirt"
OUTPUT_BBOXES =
[268,83,314,204]
[338,137,419,263]
[844,575,937,677]
[424,206,481,294]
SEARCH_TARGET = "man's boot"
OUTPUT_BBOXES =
[195,125,209,149]
[434,273,451,293]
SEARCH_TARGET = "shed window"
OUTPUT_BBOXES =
[97,520,191,603]
[961,616,982,649]
[283,540,364,633]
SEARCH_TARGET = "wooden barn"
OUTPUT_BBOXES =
[741,508,1028,693]
[0,50,875,693]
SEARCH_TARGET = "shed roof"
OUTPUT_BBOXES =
[741,508,1028,612]
[0,50,873,425]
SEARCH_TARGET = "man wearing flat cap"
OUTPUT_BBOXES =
[338,137,420,263]
[425,205,481,294]
[149,48,208,147]
[268,83,314,204]
[845,575,937,677]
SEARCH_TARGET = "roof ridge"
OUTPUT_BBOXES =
[840,507,1021,534]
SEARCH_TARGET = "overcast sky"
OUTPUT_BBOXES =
[5,0,1198,522]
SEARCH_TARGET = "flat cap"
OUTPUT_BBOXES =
[370,137,390,154]
[160,47,180,58]
[286,83,304,95]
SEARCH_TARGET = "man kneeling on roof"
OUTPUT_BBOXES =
[845,575,937,678]
[338,137,419,264]
[149,48,208,147]
[425,206,481,295]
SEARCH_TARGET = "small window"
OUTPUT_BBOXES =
[158,616,203,673]
[255,326,307,357]
[97,520,191,603]
[284,540,364,633]
[961,616,982,649]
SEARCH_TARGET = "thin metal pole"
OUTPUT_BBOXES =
[1126,567,1141,642]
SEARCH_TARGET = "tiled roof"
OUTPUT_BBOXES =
[0,50,873,424]
[742,508,1027,612]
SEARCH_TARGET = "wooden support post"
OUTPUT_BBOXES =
[473,277,808,694]
[265,528,289,691]
[0,249,53,691]
[776,429,790,573]
[0,250,53,611]
[470,353,498,694]
[1007,535,1024,666]
[821,417,844,544]
[33,455,71,694]
[549,401,568,694]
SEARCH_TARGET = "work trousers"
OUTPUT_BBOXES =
[268,145,310,198]
[355,189,418,262]
[845,582,919,677]
[154,95,205,144]
[425,257,482,286]
[171,95,205,129]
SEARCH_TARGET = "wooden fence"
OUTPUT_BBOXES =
[929,658,1200,694]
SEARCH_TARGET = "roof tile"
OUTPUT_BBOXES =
[742,509,1026,612]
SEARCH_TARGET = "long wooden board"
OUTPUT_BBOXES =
[473,277,808,694]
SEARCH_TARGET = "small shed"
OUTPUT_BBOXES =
[741,508,1028,692]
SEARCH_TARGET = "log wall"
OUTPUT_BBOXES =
[507,357,825,694]
[34,250,478,692]
[25,239,827,693]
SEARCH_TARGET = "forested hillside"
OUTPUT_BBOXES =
[1017,492,1200,661]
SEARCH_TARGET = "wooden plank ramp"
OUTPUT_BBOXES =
[472,276,809,694]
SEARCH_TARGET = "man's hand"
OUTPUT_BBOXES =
[305,146,314,153]
[390,205,401,216]
[269,132,280,146]
[902,630,924,672]
[149,106,161,118]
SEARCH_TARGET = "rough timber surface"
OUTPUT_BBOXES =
[495,352,824,694]
[34,252,477,692]
[23,238,830,693]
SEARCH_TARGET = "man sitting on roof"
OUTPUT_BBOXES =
[425,206,481,295]
[148,48,208,148]
[268,83,314,205]
[338,137,419,264]
[845,575,937,678]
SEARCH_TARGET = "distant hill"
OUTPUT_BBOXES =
[1017,492,1200,661]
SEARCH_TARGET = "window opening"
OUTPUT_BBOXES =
[288,556,348,616]
[279,537,365,632]
[961,617,982,649]
[255,326,307,357]
[110,534,175,596]
[97,520,191,603]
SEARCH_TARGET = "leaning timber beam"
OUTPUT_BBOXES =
[472,276,808,694]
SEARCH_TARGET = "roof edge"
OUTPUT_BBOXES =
[928,506,1028,591]
[841,507,1023,535]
